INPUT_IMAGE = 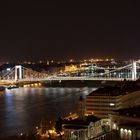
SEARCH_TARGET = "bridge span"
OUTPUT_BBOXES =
[0,61,140,85]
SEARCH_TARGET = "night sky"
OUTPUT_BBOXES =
[1,1,140,61]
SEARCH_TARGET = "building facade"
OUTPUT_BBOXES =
[109,106,140,140]
[62,117,111,140]
[86,87,140,118]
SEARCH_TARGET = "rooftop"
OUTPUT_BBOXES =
[63,125,87,130]
[62,115,100,130]
[115,105,140,118]
[88,79,140,97]
[88,86,121,96]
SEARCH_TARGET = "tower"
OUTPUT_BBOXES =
[132,61,137,80]
[15,65,22,81]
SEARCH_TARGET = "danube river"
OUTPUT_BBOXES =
[0,87,95,137]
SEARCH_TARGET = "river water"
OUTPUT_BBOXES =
[0,87,95,137]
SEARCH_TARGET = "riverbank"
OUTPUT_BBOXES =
[42,80,118,87]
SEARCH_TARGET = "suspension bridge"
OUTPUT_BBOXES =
[0,61,140,85]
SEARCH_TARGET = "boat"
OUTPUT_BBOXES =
[7,85,19,90]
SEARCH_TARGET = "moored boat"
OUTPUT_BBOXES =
[7,85,19,90]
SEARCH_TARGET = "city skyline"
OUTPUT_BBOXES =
[0,2,140,139]
[1,1,140,61]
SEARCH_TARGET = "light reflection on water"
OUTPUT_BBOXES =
[0,87,96,137]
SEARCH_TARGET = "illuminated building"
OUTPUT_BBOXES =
[62,116,111,140]
[109,106,140,140]
[64,65,78,72]
[86,86,140,118]
[86,86,121,118]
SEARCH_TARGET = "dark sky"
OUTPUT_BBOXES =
[0,1,140,61]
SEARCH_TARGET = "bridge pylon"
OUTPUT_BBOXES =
[15,65,22,81]
[132,61,137,81]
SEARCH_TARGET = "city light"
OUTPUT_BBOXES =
[0,0,140,139]
[6,68,11,71]
[109,103,115,106]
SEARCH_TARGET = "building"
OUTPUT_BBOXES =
[109,106,140,140]
[120,90,140,108]
[86,85,140,118]
[62,115,111,140]
[86,86,121,118]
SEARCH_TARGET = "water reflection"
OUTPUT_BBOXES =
[0,87,96,137]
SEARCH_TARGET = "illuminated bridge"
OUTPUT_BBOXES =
[0,61,140,85]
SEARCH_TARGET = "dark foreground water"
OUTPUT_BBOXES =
[0,87,95,137]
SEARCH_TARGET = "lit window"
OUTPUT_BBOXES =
[120,128,124,139]
[128,130,132,133]
[113,123,117,129]
[124,129,127,132]
[110,103,115,106]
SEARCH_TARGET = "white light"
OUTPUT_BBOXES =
[106,121,109,125]
[113,123,117,129]
[120,128,123,131]
[71,131,73,134]
[128,130,132,133]
[110,103,115,106]
[6,68,11,71]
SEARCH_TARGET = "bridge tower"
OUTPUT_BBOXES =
[132,61,137,80]
[15,65,22,81]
